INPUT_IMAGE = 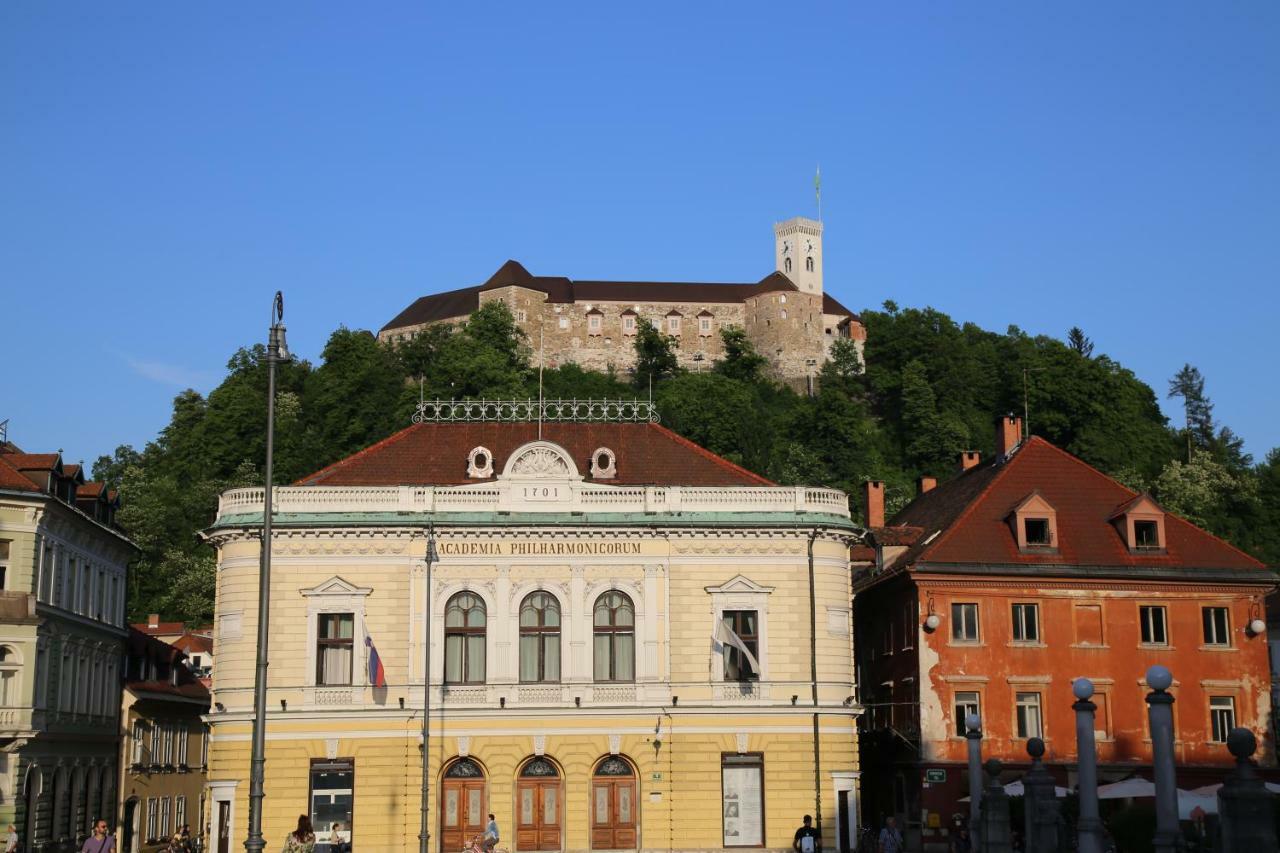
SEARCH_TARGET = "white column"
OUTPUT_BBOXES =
[570,566,587,681]
[494,565,512,682]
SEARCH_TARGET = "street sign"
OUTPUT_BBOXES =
[924,769,946,783]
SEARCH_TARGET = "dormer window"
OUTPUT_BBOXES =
[467,447,494,479]
[1110,495,1166,553]
[621,311,637,335]
[587,310,603,335]
[590,447,617,479]
[1008,492,1058,552]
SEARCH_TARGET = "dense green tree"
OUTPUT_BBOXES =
[714,326,767,383]
[1067,327,1095,358]
[303,327,404,467]
[632,319,680,390]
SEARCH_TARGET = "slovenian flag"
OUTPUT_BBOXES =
[366,635,387,688]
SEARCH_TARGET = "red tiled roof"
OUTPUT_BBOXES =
[172,633,213,655]
[2,452,61,471]
[381,261,859,333]
[0,457,40,492]
[78,481,107,498]
[297,421,773,488]
[132,621,188,636]
[890,437,1265,571]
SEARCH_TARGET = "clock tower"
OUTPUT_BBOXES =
[773,216,823,296]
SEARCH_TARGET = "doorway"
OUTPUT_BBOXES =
[217,801,230,853]
[22,767,40,853]
[440,759,487,853]
[590,757,636,851]
[123,798,139,853]
[515,758,562,851]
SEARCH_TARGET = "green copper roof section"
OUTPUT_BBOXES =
[210,510,858,531]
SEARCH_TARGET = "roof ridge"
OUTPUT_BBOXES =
[913,447,1022,562]
[296,422,427,485]
[644,422,774,486]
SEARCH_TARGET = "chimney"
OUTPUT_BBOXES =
[863,480,885,528]
[960,451,981,471]
[916,476,937,496]
[148,613,160,628]
[996,414,1023,457]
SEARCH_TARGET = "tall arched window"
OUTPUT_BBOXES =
[520,592,561,683]
[444,592,486,684]
[805,256,814,272]
[784,257,792,274]
[593,592,635,683]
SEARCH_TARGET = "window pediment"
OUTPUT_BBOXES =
[300,577,373,599]
[1110,494,1166,552]
[501,441,581,480]
[1008,491,1058,552]
[705,575,775,596]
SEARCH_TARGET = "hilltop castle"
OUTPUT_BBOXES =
[379,217,866,382]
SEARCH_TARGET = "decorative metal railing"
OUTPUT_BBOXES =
[411,399,659,424]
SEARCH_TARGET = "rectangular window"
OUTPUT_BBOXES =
[176,797,187,835]
[954,691,981,737]
[310,759,355,845]
[1209,696,1236,743]
[177,723,189,766]
[1075,604,1104,645]
[150,723,161,765]
[1024,518,1052,546]
[146,798,158,842]
[1011,603,1040,643]
[902,600,916,650]
[0,671,13,706]
[721,610,759,682]
[200,724,210,768]
[1140,606,1168,645]
[131,721,146,765]
[558,316,569,329]
[721,753,764,847]
[1094,691,1112,740]
[160,797,171,837]
[667,316,680,334]
[516,310,527,323]
[700,317,712,334]
[1202,607,1231,646]
[316,613,355,686]
[0,540,8,590]
[588,314,602,334]
[1015,692,1043,738]
[1134,520,1160,548]
[622,316,636,333]
[951,603,980,643]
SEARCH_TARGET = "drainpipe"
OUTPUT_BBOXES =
[808,531,823,840]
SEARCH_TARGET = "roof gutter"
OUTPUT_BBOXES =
[914,561,1280,586]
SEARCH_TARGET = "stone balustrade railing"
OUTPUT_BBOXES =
[215,483,851,522]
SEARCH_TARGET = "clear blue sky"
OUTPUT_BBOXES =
[3,3,1277,467]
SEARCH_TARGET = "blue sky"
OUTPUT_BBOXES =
[3,3,1277,467]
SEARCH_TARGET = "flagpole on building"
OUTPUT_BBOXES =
[419,530,438,853]
[815,165,822,221]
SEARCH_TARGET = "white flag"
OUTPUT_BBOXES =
[714,618,760,675]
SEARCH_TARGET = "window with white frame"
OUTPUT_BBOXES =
[954,691,981,736]
[622,314,636,334]
[160,796,172,838]
[146,798,158,842]
[132,720,146,765]
[0,646,18,706]
[699,315,713,335]
[951,603,980,643]
[1202,607,1231,646]
[1140,605,1168,645]
[177,723,189,766]
[200,724,210,768]
[176,796,187,834]
[316,614,355,686]
[667,315,681,334]
[1015,692,1043,738]
[1209,696,1236,743]
[720,610,759,682]
[444,592,487,684]
[1011,603,1040,643]
[0,541,8,590]
[588,313,602,334]
[150,723,162,766]
[303,577,372,690]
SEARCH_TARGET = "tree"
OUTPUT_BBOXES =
[1151,449,1256,531]
[632,319,680,390]
[1168,364,1213,461]
[900,360,968,472]
[715,326,768,383]
[304,327,404,466]
[1067,327,1094,358]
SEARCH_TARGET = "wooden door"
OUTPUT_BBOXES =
[590,763,636,851]
[441,779,486,852]
[516,779,561,850]
[216,802,230,853]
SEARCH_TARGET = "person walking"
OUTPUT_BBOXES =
[877,817,903,853]
[283,816,316,853]
[949,824,971,853]
[81,819,115,853]
[482,813,499,853]
[792,815,820,853]
[5,824,17,853]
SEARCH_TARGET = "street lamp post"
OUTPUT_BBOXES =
[245,292,289,853]
[1072,677,1105,853]
[964,713,982,843]
[419,534,439,853]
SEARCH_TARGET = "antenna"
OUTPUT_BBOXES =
[1022,367,1047,437]
[814,164,822,221]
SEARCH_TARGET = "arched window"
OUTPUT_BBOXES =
[444,593,486,684]
[519,592,561,683]
[805,256,814,272]
[593,592,635,683]
[784,257,792,274]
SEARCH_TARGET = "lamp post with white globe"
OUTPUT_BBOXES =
[1145,665,1179,853]
[1072,678,1105,853]
[964,713,983,842]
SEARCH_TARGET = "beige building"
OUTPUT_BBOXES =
[202,413,863,853]
[0,444,133,852]
[118,629,210,853]
[378,217,866,384]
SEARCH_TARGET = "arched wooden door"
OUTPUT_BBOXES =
[590,757,636,850]
[516,758,561,851]
[440,759,487,853]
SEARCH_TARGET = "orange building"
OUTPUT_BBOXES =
[852,416,1276,852]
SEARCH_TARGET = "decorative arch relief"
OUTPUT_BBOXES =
[501,441,581,480]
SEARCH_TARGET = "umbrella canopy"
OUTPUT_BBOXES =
[959,780,1069,801]
[1097,778,1224,819]
[1096,778,1156,799]
[1189,781,1280,796]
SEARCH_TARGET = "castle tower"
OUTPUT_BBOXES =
[773,216,823,296]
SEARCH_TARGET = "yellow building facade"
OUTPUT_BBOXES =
[203,416,862,853]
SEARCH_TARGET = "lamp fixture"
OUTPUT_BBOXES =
[1248,600,1266,636]
[923,593,941,632]
[280,699,287,712]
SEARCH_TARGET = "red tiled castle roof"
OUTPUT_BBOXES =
[297,421,773,488]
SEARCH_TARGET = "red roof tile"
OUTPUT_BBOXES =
[891,437,1264,571]
[2,452,61,471]
[297,421,773,488]
[172,633,213,655]
[0,457,40,492]
[132,621,188,636]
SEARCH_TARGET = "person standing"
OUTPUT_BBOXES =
[283,816,316,853]
[5,824,18,853]
[483,813,499,853]
[792,815,820,853]
[80,819,115,853]
[877,817,903,853]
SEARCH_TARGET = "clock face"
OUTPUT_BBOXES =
[805,240,813,253]
[782,240,791,255]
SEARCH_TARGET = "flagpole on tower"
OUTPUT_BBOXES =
[815,165,822,221]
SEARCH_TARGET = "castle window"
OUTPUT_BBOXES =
[781,310,788,320]
[558,316,569,329]
[784,258,792,274]
[622,315,636,335]
[667,315,680,334]
[517,310,528,323]
[805,256,814,272]
[699,316,712,335]
[588,313,603,335]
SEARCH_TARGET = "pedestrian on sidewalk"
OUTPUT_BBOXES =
[877,817,903,853]
[792,815,820,853]
[80,819,115,853]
